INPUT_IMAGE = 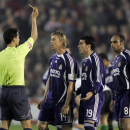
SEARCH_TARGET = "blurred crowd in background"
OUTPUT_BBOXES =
[0,0,130,98]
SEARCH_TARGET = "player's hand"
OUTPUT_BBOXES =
[109,100,115,112]
[80,92,93,101]
[37,99,44,110]
[31,7,39,19]
[61,105,69,115]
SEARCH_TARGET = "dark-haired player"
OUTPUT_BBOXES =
[110,34,130,130]
[0,8,39,130]
[76,36,105,130]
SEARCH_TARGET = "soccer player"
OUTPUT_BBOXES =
[40,46,75,130]
[99,53,114,130]
[0,8,39,130]
[76,36,105,130]
[109,34,130,130]
[37,31,78,130]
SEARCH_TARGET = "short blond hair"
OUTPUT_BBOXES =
[51,31,67,48]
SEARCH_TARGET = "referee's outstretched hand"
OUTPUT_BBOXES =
[37,100,44,110]
[80,92,93,101]
[31,7,39,19]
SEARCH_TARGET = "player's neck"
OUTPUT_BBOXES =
[84,50,94,58]
[116,47,125,56]
[56,48,66,55]
[7,42,16,47]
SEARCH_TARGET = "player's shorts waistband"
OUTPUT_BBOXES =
[2,85,25,88]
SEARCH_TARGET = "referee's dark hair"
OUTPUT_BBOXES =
[99,53,108,61]
[3,28,19,45]
[80,36,95,51]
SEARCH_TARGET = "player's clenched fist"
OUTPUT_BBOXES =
[37,100,44,110]
[61,105,69,115]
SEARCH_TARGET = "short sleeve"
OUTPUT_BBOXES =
[16,37,34,56]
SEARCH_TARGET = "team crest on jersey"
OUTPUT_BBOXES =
[85,66,88,71]
[118,62,121,67]
[28,42,32,49]
[59,64,62,70]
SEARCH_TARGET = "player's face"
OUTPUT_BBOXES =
[78,40,88,55]
[111,35,123,53]
[50,35,62,51]
[15,33,20,47]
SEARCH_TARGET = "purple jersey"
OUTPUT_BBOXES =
[113,49,130,96]
[105,63,114,92]
[78,52,105,126]
[46,51,78,105]
[81,52,105,98]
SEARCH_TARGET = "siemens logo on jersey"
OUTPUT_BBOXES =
[50,69,60,78]
[81,73,87,80]
[113,68,120,76]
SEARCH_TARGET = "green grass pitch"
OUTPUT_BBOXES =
[8,124,119,130]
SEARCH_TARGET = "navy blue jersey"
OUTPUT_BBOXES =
[113,49,130,96]
[42,63,80,87]
[105,63,114,92]
[80,52,105,98]
[46,51,78,105]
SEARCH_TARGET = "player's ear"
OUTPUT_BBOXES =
[87,44,91,50]
[12,37,16,42]
[121,41,125,46]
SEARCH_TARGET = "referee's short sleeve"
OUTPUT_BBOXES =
[16,37,34,56]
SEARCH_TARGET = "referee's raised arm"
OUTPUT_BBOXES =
[31,7,39,43]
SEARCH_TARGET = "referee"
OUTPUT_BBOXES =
[0,8,39,130]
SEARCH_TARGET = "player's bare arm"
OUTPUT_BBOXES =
[31,7,39,42]
[37,78,50,110]
[61,81,75,115]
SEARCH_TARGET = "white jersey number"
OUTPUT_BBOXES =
[60,113,67,121]
[124,107,128,115]
[86,109,92,117]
